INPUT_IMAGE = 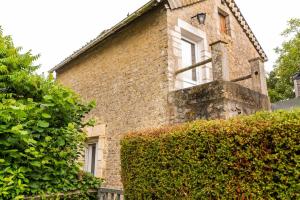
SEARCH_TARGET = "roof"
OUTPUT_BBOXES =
[272,97,300,111]
[50,0,268,72]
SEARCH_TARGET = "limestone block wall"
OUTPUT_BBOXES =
[56,4,169,189]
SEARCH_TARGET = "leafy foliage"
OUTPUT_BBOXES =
[267,18,300,102]
[0,28,101,199]
[121,110,300,199]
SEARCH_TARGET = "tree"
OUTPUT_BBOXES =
[267,18,300,102]
[0,28,101,199]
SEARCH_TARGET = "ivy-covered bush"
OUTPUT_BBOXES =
[121,110,300,199]
[0,29,101,199]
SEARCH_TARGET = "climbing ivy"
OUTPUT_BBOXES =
[0,28,101,199]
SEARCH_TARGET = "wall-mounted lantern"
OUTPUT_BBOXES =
[192,13,206,25]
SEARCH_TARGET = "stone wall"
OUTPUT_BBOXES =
[168,80,270,123]
[56,4,169,189]
[166,0,263,91]
[55,0,269,189]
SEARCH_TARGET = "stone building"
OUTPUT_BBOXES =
[50,0,270,189]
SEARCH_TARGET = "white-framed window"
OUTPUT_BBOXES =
[85,141,98,176]
[180,37,200,87]
[175,19,212,90]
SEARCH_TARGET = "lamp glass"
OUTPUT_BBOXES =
[197,13,206,24]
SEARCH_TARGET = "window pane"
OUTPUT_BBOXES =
[91,144,96,175]
[181,39,194,67]
[181,39,197,82]
[86,143,97,175]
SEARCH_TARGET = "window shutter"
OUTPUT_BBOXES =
[219,14,227,34]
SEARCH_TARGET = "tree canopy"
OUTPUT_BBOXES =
[267,18,300,102]
[0,28,101,199]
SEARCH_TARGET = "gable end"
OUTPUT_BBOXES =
[167,0,268,61]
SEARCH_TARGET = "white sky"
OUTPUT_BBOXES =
[0,0,299,73]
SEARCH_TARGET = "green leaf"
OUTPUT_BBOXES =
[45,136,52,142]
[37,120,49,128]
[57,137,65,146]
[14,195,25,200]
[30,161,41,167]
[27,138,37,144]
[43,95,53,100]
[42,113,51,119]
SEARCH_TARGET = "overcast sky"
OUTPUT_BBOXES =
[0,0,299,73]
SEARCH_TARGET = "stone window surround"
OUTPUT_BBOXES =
[173,18,212,90]
[84,124,106,178]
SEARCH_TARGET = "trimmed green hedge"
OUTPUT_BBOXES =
[121,110,300,199]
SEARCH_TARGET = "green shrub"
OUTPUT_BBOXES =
[0,28,101,199]
[121,110,300,199]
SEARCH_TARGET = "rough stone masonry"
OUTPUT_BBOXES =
[52,0,270,189]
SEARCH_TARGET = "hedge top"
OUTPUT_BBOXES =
[124,110,300,140]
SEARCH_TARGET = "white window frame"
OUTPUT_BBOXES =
[175,19,212,89]
[85,140,98,176]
